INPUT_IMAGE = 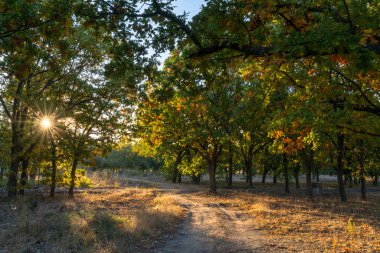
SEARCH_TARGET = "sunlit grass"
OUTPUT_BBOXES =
[0,187,185,253]
[199,189,380,252]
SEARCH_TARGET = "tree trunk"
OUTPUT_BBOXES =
[50,139,57,198]
[360,166,366,201]
[69,156,79,198]
[19,158,29,195]
[29,164,38,183]
[207,156,217,193]
[273,175,277,184]
[302,149,314,199]
[172,164,177,183]
[192,174,200,184]
[177,173,182,183]
[358,139,366,201]
[8,124,23,197]
[172,151,183,183]
[293,165,300,189]
[7,157,20,198]
[228,145,233,186]
[0,167,3,180]
[348,175,353,188]
[245,158,253,188]
[6,80,26,198]
[262,166,269,184]
[283,154,290,194]
[373,175,378,186]
[315,166,320,182]
[337,133,347,202]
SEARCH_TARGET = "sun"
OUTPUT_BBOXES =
[40,117,52,129]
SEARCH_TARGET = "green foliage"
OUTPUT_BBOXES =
[95,146,162,171]
[39,161,92,188]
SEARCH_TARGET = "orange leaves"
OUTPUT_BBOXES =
[356,71,380,91]
[370,79,380,91]
[281,137,292,144]
[307,69,317,76]
[281,136,305,153]
[272,125,312,154]
[175,102,182,112]
[273,130,284,139]
[330,55,349,66]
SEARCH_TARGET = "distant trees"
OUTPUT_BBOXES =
[95,146,161,172]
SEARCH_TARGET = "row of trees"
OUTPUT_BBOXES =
[132,0,380,202]
[1,0,379,203]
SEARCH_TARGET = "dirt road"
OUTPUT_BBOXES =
[140,181,267,253]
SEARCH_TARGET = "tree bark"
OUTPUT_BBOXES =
[50,139,57,198]
[8,120,23,197]
[172,150,184,183]
[283,154,290,194]
[19,158,29,195]
[6,80,25,198]
[177,173,182,183]
[29,164,38,183]
[262,166,269,184]
[293,164,300,189]
[348,175,353,188]
[245,158,253,188]
[192,174,200,184]
[358,139,366,201]
[7,158,20,197]
[315,166,320,182]
[337,133,347,202]
[302,149,314,199]
[208,156,217,193]
[273,175,277,184]
[228,145,233,186]
[69,156,79,198]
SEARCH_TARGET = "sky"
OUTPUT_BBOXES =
[172,0,205,17]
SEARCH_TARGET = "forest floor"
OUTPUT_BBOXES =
[0,174,379,252]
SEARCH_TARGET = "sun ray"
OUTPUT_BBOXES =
[41,117,52,129]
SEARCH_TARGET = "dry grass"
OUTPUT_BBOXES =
[198,187,380,253]
[0,187,185,253]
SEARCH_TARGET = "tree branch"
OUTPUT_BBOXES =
[342,0,354,33]
[0,19,53,39]
[151,0,202,49]
[337,125,380,137]
[332,68,380,110]
[0,94,12,119]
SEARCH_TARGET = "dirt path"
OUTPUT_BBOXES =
[143,181,267,253]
